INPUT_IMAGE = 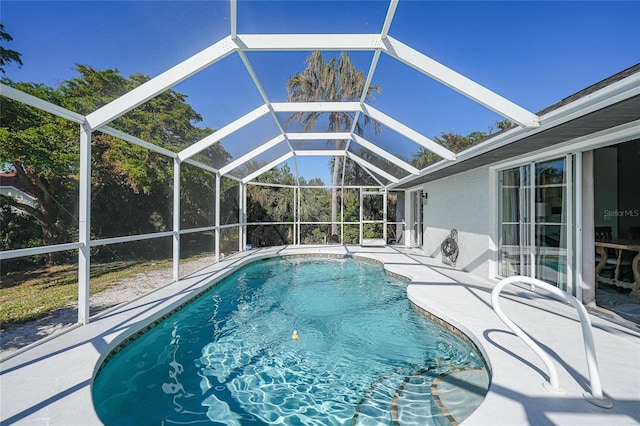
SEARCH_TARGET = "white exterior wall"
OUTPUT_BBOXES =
[422,166,496,279]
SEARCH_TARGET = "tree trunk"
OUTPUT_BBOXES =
[10,167,71,264]
[41,223,68,264]
[38,189,71,264]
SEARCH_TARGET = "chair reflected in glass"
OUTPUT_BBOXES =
[595,226,635,287]
[595,227,616,279]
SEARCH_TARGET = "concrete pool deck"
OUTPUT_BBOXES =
[1,245,639,425]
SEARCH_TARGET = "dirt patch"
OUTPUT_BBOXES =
[0,257,213,358]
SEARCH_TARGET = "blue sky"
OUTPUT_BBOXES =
[2,1,639,184]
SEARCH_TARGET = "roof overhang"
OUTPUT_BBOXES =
[392,64,640,189]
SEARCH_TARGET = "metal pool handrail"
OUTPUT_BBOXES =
[491,275,613,408]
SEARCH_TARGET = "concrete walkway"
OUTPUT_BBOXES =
[1,245,639,425]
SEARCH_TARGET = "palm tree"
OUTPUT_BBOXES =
[0,24,23,74]
[285,51,381,236]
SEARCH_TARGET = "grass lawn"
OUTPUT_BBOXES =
[0,259,172,326]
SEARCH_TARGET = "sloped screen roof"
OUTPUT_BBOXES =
[73,0,538,188]
[7,1,636,189]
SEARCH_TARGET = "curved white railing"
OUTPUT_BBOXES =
[491,276,613,408]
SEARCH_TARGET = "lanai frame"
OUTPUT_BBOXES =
[0,0,540,326]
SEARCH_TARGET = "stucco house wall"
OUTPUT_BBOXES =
[422,166,496,279]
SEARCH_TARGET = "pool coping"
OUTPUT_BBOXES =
[1,245,639,425]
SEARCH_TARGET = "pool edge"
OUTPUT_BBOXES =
[91,249,490,425]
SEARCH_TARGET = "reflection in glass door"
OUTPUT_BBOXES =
[499,165,532,277]
[410,190,423,247]
[499,156,574,292]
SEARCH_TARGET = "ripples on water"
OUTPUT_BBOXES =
[93,257,486,425]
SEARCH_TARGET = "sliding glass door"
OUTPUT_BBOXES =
[499,165,532,277]
[409,190,423,247]
[499,156,574,292]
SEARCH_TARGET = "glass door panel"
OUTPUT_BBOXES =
[534,158,568,289]
[499,165,530,277]
[499,157,572,290]
[409,190,423,247]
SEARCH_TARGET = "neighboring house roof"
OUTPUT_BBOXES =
[0,172,39,209]
[1,172,19,188]
[536,62,640,116]
[393,63,640,189]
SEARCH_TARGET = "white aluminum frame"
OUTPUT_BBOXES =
[78,0,540,186]
[1,0,567,332]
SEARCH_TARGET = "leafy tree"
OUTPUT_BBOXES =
[180,163,216,230]
[298,181,330,223]
[411,120,512,169]
[411,132,473,169]
[1,83,79,261]
[219,163,330,248]
[336,150,390,186]
[0,206,42,251]
[0,24,23,74]
[1,66,230,262]
[285,51,381,237]
[219,176,239,226]
[245,164,295,246]
[298,182,331,244]
[492,119,514,133]
[0,205,46,272]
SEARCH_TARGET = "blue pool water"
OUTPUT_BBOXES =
[93,256,487,425]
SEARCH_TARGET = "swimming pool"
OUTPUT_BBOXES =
[92,256,488,425]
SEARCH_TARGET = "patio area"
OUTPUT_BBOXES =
[1,246,638,425]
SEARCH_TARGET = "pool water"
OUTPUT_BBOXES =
[93,256,487,425]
